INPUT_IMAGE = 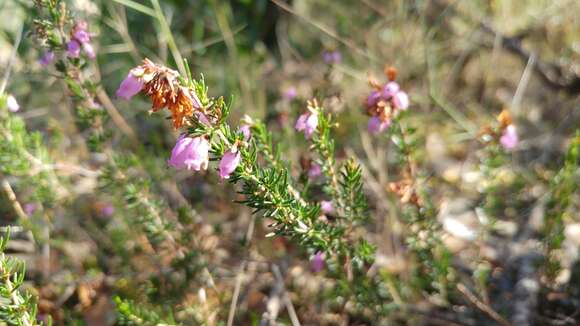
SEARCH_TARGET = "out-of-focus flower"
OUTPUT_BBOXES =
[308,163,322,179]
[6,95,20,112]
[392,91,409,110]
[23,203,37,215]
[283,86,297,101]
[116,70,144,100]
[82,43,96,59]
[219,147,241,179]
[367,90,381,108]
[367,116,390,134]
[100,204,114,217]
[323,51,341,64]
[295,111,318,139]
[74,29,90,44]
[382,82,400,99]
[240,124,251,141]
[500,124,518,150]
[39,51,55,66]
[67,40,81,58]
[311,251,325,272]
[168,135,210,171]
[320,200,334,214]
[72,21,90,43]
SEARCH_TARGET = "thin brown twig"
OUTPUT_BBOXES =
[457,283,512,326]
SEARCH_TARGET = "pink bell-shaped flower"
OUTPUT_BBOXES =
[392,91,409,110]
[66,40,81,58]
[39,51,55,66]
[219,148,242,179]
[308,163,322,179]
[116,70,144,100]
[168,135,210,171]
[311,251,325,272]
[367,116,390,134]
[382,81,400,99]
[320,200,334,214]
[295,111,318,139]
[500,125,518,150]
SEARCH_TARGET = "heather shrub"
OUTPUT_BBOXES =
[0,0,578,325]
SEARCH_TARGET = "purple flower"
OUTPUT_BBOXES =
[240,124,251,141]
[323,51,341,64]
[392,91,409,110]
[168,135,210,171]
[382,82,400,99]
[74,29,90,44]
[6,95,19,112]
[23,203,37,215]
[295,111,318,139]
[367,90,381,107]
[219,148,241,179]
[311,251,325,272]
[39,51,55,66]
[83,43,96,59]
[367,116,390,134]
[116,70,144,100]
[101,204,114,217]
[283,87,297,101]
[66,40,81,58]
[308,163,322,179]
[320,200,334,214]
[500,125,518,150]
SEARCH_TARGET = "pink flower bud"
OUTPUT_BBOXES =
[392,91,409,110]
[6,95,19,112]
[39,51,55,66]
[219,148,241,179]
[308,163,322,179]
[382,82,400,99]
[311,251,325,272]
[295,112,318,139]
[116,70,144,100]
[367,116,390,134]
[168,135,210,171]
[500,125,518,150]
[240,124,251,141]
[82,42,96,59]
[320,200,334,214]
[66,40,81,58]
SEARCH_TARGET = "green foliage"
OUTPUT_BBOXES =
[114,296,179,326]
[0,230,48,326]
[543,131,579,279]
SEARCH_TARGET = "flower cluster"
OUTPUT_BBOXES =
[117,59,242,179]
[365,67,409,134]
[66,21,95,59]
[117,58,205,129]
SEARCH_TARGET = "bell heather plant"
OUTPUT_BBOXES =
[3,0,579,324]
